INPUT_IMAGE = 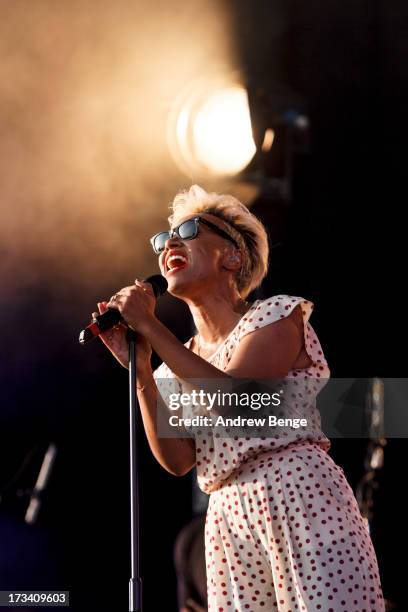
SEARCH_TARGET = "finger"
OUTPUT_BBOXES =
[107,296,122,309]
[97,301,109,314]
[113,322,126,331]
[135,279,155,296]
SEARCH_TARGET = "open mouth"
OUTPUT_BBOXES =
[166,254,188,274]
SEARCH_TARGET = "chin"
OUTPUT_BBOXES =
[166,278,190,298]
[165,269,196,298]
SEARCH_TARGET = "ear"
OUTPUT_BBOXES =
[221,246,242,272]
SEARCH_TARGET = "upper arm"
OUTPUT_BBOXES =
[225,305,304,379]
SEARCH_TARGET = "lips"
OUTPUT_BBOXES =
[164,250,189,274]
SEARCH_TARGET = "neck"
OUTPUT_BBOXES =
[183,288,251,346]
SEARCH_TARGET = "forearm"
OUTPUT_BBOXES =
[143,317,231,381]
[137,365,196,476]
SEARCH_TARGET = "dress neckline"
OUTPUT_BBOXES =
[188,300,261,362]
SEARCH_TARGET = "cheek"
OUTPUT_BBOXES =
[158,254,166,273]
[188,245,222,274]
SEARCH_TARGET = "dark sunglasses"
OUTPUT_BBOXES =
[150,216,239,255]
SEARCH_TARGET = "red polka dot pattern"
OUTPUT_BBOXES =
[153,296,385,610]
[155,295,332,495]
[205,443,385,611]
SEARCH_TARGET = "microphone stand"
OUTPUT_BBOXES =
[78,274,167,611]
[25,443,57,524]
[128,329,142,612]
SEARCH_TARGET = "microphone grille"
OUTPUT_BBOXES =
[145,274,168,297]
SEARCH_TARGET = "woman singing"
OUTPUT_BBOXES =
[95,185,385,611]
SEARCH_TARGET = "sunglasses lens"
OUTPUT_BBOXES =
[153,232,170,253]
[152,219,198,253]
[178,219,197,240]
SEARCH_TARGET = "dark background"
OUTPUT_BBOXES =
[0,1,406,610]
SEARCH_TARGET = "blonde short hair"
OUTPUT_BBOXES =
[168,185,269,298]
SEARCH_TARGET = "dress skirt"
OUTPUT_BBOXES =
[205,441,385,612]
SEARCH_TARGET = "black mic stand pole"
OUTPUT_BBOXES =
[128,329,142,612]
[78,274,167,611]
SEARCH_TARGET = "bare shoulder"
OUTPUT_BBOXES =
[226,306,304,378]
[287,303,305,332]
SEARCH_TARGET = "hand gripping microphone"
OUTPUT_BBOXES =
[78,274,168,345]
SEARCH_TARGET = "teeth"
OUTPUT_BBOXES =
[167,255,187,270]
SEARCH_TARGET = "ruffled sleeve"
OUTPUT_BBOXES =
[238,295,330,377]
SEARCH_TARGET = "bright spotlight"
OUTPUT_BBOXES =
[168,80,256,177]
[192,87,256,175]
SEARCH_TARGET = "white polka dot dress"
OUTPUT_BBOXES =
[154,295,385,611]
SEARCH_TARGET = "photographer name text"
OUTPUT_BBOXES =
[168,415,308,429]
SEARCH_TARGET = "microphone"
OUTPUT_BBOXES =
[79,274,168,345]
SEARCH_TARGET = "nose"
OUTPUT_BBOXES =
[164,232,183,251]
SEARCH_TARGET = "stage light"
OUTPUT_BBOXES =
[261,128,275,153]
[168,80,256,177]
[192,87,256,175]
